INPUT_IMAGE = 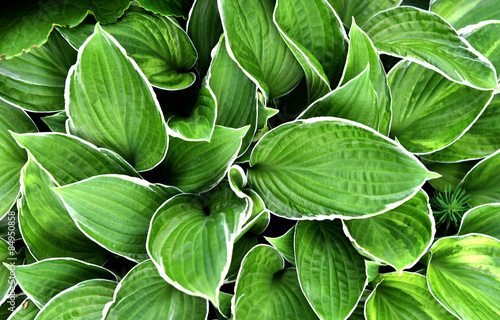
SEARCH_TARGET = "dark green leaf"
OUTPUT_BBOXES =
[40,112,67,134]
[265,226,295,265]
[327,0,400,27]
[135,0,194,19]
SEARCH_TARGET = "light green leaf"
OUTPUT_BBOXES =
[226,236,259,283]
[8,299,39,320]
[53,175,173,262]
[327,0,400,27]
[103,260,208,319]
[341,21,391,134]
[0,238,15,306]
[0,101,37,219]
[247,118,438,219]
[0,31,76,112]
[364,6,499,90]
[0,0,130,60]
[19,157,110,264]
[187,0,223,76]
[233,245,319,320]
[41,112,67,134]
[388,60,494,154]
[274,0,348,102]
[147,182,248,304]
[14,258,116,308]
[458,204,500,240]
[35,279,116,320]
[431,0,500,31]
[427,234,500,319]
[210,36,258,155]
[344,190,434,274]
[135,0,194,19]
[157,126,247,193]
[458,149,500,206]
[299,67,381,132]
[265,226,295,265]
[365,272,456,320]
[218,0,304,100]
[12,132,140,186]
[67,24,168,171]
[420,159,476,191]
[462,22,500,78]
[295,220,367,320]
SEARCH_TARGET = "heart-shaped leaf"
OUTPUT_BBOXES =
[327,0,400,27]
[147,182,247,304]
[66,24,168,171]
[218,0,303,100]
[365,272,456,320]
[247,118,439,219]
[458,204,500,240]
[35,279,116,320]
[427,234,500,319]
[233,245,319,320]
[0,31,76,112]
[295,220,367,320]
[431,0,500,30]
[103,260,208,319]
[343,190,434,274]
[53,175,175,262]
[364,6,499,90]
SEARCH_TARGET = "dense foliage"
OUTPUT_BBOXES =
[0,0,499,319]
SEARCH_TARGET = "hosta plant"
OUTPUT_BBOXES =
[0,0,500,319]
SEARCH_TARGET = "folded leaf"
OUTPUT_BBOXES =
[364,7,499,90]
[327,0,400,27]
[431,0,500,31]
[265,226,295,265]
[295,220,367,320]
[344,190,434,274]
[218,0,304,100]
[427,235,500,319]
[136,0,194,19]
[67,24,168,171]
[365,272,456,320]
[248,118,438,219]
[458,204,500,240]
[103,260,208,319]
[233,245,318,320]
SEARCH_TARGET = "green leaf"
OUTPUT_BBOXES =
[157,126,247,193]
[420,159,476,191]
[147,182,248,304]
[226,236,259,283]
[431,0,500,31]
[0,31,76,112]
[344,190,434,274]
[233,245,319,320]
[458,149,500,206]
[187,0,223,76]
[327,0,400,27]
[340,21,391,134]
[0,101,37,219]
[463,21,500,78]
[365,272,456,320]
[299,67,382,132]
[14,258,116,308]
[247,118,438,219]
[41,112,67,134]
[295,220,367,320]
[427,234,500,319]
[458,204,500,240]
[265,226,295,265]
[67,24,168,171]
[216,291,232,319]
[0,208,20,241]
[8,299,39,320]
[0,239,15,305]
[347,291,370,320]
[135,0,194,19]
[274,0,348,102]
[19,157,110,264]
[12,132,140,186]
[209,36,258,155]
[53,175,173,262]
[218,0,304,100]
[0,0,130,60]
[363,6,499,90]
[388,60,494,154]
[35,279,116,320]
[103,260,208,319]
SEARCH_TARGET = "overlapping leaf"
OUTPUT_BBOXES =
[265,226,295,265]
[431,0,500,30]
[226,236,259,283]
[218,0,304,100]
[247,118,438,219]
[40,112,67,134]
[295,220,367,320]
[458,204,500,240]
[427,235,500,319]
[420,159,476,192]
[344,190,434,273]
[327,0,400,27]
[135,0,194,19]
[363,6,499,90]
[8,299,39,320]
[66,24,168,171]
[103,260,208,319]
[233,245,318,320]
[0,239,15,306]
